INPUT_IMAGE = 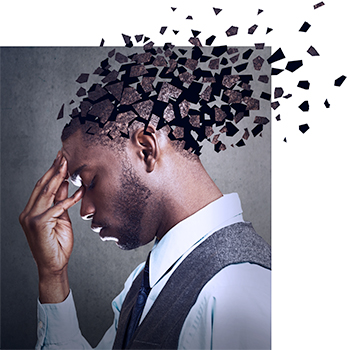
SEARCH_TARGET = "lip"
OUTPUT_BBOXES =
[91,225,103,234]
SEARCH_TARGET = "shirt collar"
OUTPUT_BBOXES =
[148,193,243,288]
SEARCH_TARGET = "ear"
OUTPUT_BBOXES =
[131,125,160,172]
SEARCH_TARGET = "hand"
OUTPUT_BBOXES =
[19,151,83,302]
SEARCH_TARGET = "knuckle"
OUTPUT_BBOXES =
[35,178,43,188]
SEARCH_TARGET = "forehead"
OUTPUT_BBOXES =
[61,130,120,177]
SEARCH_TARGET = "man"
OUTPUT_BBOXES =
[19,44,271,349]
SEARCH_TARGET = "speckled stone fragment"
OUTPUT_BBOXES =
[89,99,114,123]
[179,71,195,85]
[163,104,175,122]
[153,56,167,67]
[222,75,240,88]
[132,100,154,120]
[226,26,238,36]
[102,70,119,83]
[243,128,250,140]
[120,87,141,105]
[208,58,219,70]
[243,97,260,110]
[132,52,152,64]
[106,82,123,101]
[224,90,242,103]
[173,126,184,139]
[253,56,264,70]
[274,87,284,98]
[130,65,148,77]
[185,58,198,70]
[179,100,190,118]
[200,86,212,101]
[158,82,182,103]
[189,115,200,128]
[141,76,155,93]
[248,24,258,34]
[258,75,269,83]
[229,54,239,64]
[214,107,227,122]
[254,116,270,124]
[205,126,214,137]
[115,52,128,63]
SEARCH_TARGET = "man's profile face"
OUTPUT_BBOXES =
[62,129,154,250]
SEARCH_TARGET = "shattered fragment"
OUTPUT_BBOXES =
[222,75,240,88]
[214,107,227,122]
[189,115,200,128]
[122,34,132,46]
[267,48,285,64]
[105,82,123,101]
[334,75,346,86]
[283,137,287,142]
[206,35,216,46]
[205,126,214,137]
[260,92,271,100]
[219,126,227,133]
[102,70,119,83]
[252,124,263,137]
[271,101,280,110]
[253,56,264,70]
[192,30,201,37]
[200,86,212,101]
[234,63,248,73]
[242,97,259,110]
[283,94,292,99]
[160,26,167,35]
[211,134,220,144]
[234,112,244,124]
[88,85,108,101]
[57,104,64,120]
[243,128,250,140]
[266,27,273,34]
[130,65,148,77]
[144,41,154,51]
[229,54,239,64]
[76,87,86,97]
[226,26,238,36]
[132,52,152,64]
[255,43,265,49]
[79,100,92,117]
[324,99,330,108]
[99,38,105,47]
[286,60,303,72]
[299,124,309,133]
[208,58,219,70]
[242,49,253,60]
[274,87,284,98]
[213,7,222,15]
[202,76,216,83]
[258,75,269,83]
[179,71,195,85]
[271,68,283,75]
[166,59,177,74]
[254,116,270,124]
[257,9,263,15]
[248,24,258,34]
[171,7,176,11]
[140,76,155,93]
[158,82,182,103]
[299,22,311,32]
[179,100,190,118]
[163,104,175,122]
[108,49,115,58]
[135,35,143,43]
[153,56,168,67]
[224,90,242,103]
[76,73,89,84]
[299,101,309,111]
[189,37,202,46]
[173,126,184,139]
[120,87,141,105]
[298,80,310,89]
[186,16,193,20]
[236,139,245,147]
[313,2,325,9]
[307,46,319,56]
[185,58,198,70]
[132,100,154,120]
[115,52,128,63]
[276,114,281,121]
[89,100,114,123]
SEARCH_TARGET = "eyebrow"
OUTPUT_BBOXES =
[70,164,87,183]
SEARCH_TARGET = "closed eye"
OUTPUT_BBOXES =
[88,176,96,190]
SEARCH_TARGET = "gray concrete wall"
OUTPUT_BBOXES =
[1,47,270,349]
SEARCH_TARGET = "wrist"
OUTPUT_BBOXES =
[38,268,70,304]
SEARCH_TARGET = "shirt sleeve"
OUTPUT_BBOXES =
[36,262,145,350]
[178,263,271,350]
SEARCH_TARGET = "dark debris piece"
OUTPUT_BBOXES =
[266,27,273,34]
[255,43,265,49]
[100,38,105,47]
[226,26,238,36]
[57,104,64,120]
[299,22,311,32]
[171,7,176,11]
[206,35,216,46]
[267,48,285,64]
[307,46,319,56]
[297,80,310,89]
[283,94,292,99]
[122,34,132,46]
[324,99,330,108]
[160,26,167,35]
[76,87,86,97]
[274,87,284,98]
[76,73,89,84]
[248,24,258,34]
[234,63,248,73]
[257,9,263,15]
[135,34,143,43]
[285,60,303,72]
[252,124,263,137]
[108,49,115,58]
[314,2,325,9]
[283,137,287,142]
[115,52,128,63]
[271,68,284,75]
[260,92,271,100]
[186,16,193,20]
[242,128,250,140]
[213,7,222,15]
[102,70,119,83]
[89,100,114,123]
[276,114,281,121]
[299,101,309,111]
[192,30,201,37]
[236,139,245,147]
[299,124,309,133]
[271,101,280,110]
[243,49,253,60]
[254,116,270,125]
[335,75,346,86]
[258,75,269,83]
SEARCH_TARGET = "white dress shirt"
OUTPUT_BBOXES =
[36,193,271,349]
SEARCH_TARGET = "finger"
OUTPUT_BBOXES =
[42,187,84,221]
[54,180,70,221]
[22,151,63,216]
[31,158,68,216]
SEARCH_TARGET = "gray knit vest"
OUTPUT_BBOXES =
[113,222,271,350]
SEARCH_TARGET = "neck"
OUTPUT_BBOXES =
[155,156,223,240]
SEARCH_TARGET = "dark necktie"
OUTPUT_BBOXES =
[122,253,151,348]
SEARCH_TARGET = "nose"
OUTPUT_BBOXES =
[80,192,95,221]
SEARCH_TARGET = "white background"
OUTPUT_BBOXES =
[1,0,349,348]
